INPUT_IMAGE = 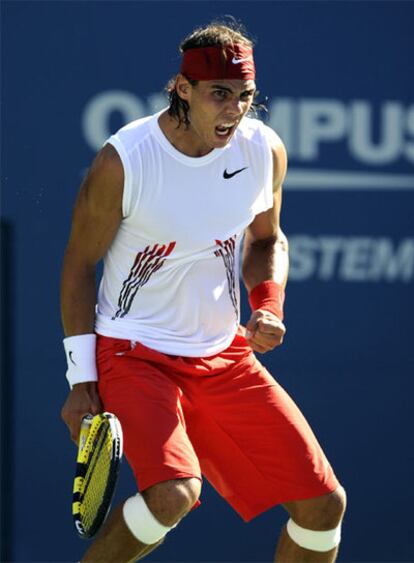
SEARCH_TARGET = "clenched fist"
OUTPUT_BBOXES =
[244,309,286,353]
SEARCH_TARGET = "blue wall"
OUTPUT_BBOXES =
[2,1,414,561]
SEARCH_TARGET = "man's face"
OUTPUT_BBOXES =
[179,78,256,151]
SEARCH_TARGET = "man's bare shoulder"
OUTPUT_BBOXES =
[89,143,123,180]
[79,144,124,216]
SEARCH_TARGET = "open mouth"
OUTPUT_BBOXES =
[215,122,236,138]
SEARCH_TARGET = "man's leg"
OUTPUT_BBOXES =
[274,486,346,562]
[81,477,201,563]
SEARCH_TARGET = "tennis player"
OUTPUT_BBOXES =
[61,21,346,563]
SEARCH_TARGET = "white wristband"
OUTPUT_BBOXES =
[63,334,98,388]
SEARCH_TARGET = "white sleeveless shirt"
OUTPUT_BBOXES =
[95,110,278,356]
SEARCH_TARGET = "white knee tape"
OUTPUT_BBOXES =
[286,518,341,552]
[123,493,175,545]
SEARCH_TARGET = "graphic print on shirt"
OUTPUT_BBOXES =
[113,242,176,319]
[214,236,238,319]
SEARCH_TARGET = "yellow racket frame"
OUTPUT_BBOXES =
[72,412,123,538]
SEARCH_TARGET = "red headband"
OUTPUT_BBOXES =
[180,44,255,81]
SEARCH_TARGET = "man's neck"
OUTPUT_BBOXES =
[157,111,214,158]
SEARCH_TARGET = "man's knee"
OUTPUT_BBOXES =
[284,485,347,529]
[282,486,346,553]
[142,477,201,527]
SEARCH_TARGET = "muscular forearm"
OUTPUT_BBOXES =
[61,251,97,337]
[60,252,102,432]
[242,233,289,292]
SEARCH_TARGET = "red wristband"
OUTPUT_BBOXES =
[248,280,285,321]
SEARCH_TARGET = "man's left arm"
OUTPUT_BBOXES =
[242,136,288,354]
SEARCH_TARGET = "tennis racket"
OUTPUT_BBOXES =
[72,412,123,539]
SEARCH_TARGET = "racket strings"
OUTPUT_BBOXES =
[80,424,113,530]
[73,413,123,538]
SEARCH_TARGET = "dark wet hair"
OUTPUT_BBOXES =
[166,20,266,128]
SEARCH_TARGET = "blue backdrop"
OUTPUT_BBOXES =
[2,1,414,561]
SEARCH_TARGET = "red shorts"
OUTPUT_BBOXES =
[97,329,339,522]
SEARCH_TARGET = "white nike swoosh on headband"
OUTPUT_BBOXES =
[232,56,252,64]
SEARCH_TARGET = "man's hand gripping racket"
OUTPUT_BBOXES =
[72,412,123,539]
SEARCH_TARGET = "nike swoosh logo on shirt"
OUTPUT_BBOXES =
[223,167,248,179]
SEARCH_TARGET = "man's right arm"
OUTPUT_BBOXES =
[60,143,124,443]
